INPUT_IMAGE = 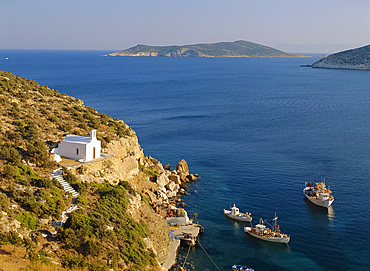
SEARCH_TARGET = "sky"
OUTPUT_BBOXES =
[1,0,370,53]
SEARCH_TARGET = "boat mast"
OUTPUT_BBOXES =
[274,212,277,233]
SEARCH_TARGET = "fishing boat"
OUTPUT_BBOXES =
[224,204,252,222]
[303,180,334,208]
[232,264,254,271]
[244,213,290,244]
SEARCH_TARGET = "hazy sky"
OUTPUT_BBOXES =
[1,0,370,52]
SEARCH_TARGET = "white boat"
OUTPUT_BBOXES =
[232,264,254,271]
[303,180,334,208]
[224,204,252,222]
[244,214,290,244]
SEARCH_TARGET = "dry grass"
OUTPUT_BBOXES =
[0,245,62,271]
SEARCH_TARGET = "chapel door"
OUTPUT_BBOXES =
[93,147,96,159]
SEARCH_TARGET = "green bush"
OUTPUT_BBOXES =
[76,196,89,207]
[118,180,136,195]
[31,177,53,189]
[3,164,19,179]
[62,168,77,184]
[16,211,39,230]
[0,144,22,165]
[27,140,53,167]
[0,193,9,214]
[64,210,93,237]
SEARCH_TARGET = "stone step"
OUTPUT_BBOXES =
[53,177,64,180]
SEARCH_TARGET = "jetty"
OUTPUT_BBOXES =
[160,205,203,270]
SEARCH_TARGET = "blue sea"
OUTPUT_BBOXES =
[1,50,370,271]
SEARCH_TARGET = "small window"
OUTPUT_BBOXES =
[76,148,79,155]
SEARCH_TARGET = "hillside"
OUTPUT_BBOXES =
[311,44,370,70]
[109,40,307,58]
[0,71,197,270]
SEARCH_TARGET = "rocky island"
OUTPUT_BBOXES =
[0,71,199,270]
[109,40,307,58]
[311,44,370,70]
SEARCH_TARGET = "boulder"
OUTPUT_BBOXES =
[176,159,189,174]
[146,156,165,174]
[179,172,188,182]
[156,173,170,188]
[166,181,177,192]
[164,164,171,170]
[173,184,180,192]
[167,191,177,198]
[187,174,198,181]
[158,190,168,201]
[169,174,181,184]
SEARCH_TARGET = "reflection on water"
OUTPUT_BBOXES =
[244,232,291,251]
[243,231,326,271]
[304,197,335,226]
[224,215,253,230]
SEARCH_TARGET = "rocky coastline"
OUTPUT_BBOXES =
[66,136,199,269]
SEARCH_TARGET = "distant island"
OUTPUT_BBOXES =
[108,40,308,58]
[311,44,370,70]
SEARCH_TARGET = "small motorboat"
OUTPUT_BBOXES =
[224,204,252,222]
[232,264,254,271]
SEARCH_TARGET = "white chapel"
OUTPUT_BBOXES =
[57,130,101,162]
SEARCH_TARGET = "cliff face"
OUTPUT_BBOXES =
[68,135,172,264]
[0,71,199,269]
[312,44,370,70]
[69,135,199,265]
[109,40,307,58]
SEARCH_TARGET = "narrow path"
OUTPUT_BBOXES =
[51,168,80,226]
[51,168,79,198]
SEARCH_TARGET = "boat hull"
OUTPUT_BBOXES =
[244,227,290,244]
[303,189,334,208]
[224,210,252,222]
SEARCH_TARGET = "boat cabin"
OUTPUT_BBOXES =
[255,224,266,234]
[318,193,330,201]
[230,204,240,216]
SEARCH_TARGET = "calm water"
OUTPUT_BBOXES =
[1,50,370,271]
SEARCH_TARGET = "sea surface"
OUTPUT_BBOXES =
[1,50,370,271]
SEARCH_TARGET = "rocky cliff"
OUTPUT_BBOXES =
[0,71,198,270]
[109,40,307,58]
[311,44,370,70]
[68,137,198,266]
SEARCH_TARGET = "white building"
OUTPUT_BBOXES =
[57,130,101,162]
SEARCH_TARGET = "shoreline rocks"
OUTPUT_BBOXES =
[143,157,199,204]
